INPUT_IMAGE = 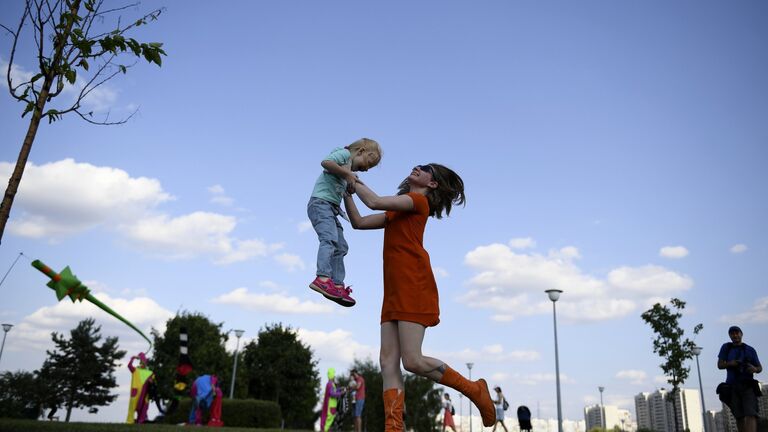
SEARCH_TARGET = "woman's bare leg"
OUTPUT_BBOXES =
[380,322,404,389]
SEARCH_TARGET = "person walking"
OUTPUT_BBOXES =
[492,386,509,432]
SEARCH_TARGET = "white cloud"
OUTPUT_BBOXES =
[607,265,693,295]
[720,297,768,324]
[433,267,449,278]
[0,57,34,90]
[654,375,671,385]
[298,220,313,233]
[434,344,540,364]
[514,372,576,386]
[10,289,173,354]
[509,237,536,249]
[730,244,748,254]
[2,159,172,239]
[2,159,299,265]
[659,246,689,259]
[122,212,283,264]
[211,287,332,314]
[208,184,234,206]
[462,240,693,322]
[274,253,306,272]
[296,328,376,364]
[615,369,647,385]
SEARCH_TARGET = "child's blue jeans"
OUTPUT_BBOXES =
[307,197,348,284]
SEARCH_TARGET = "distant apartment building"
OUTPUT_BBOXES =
[634,388,702,432]
[584,405,633,431]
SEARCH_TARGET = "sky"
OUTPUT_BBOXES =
[0,0,766,427]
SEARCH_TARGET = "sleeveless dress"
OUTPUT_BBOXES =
[381,192,440,327]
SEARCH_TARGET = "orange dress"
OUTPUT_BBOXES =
[381,192,440,327]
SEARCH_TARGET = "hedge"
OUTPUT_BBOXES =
[160,397,282,428]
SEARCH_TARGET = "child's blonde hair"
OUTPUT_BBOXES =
[346,138,382,168]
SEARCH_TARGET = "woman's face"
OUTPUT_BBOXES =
[408,165,436,188]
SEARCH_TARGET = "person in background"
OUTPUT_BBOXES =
[350,368,366,432]
[718,325,762,432]
[442,393,456,432]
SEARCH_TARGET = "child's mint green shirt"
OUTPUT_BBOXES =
[310,147,351,205]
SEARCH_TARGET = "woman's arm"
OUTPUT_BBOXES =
[344,193,386,229]
[354,181,414,212]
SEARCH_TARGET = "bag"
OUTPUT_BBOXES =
[503,398,509,411]
[451,405,455,415]
[716,382,732,405]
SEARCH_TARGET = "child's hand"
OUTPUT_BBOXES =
[344,173,358,186]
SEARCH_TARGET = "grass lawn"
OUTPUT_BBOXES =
[0,418,312,432]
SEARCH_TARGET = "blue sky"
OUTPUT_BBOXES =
[1,0,766,427]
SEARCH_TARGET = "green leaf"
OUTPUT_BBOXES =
[22,102,35,118]
[31,73,44,83]
[119,65,127,74]
[79,59,89,71]
[65,69,76,84]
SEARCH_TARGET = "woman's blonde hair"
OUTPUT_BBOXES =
[346,138,382,167]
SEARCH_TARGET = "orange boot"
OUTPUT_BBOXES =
[383,388,405,432]
[439,366,495,427]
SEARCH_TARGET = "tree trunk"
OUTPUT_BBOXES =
[0,0,82,245]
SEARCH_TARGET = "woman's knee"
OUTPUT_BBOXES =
[401,354,425,374]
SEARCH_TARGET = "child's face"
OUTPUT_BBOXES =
[351,150,379,172]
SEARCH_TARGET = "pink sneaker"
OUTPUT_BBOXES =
[334,284,356,307]
[309,277,343,299]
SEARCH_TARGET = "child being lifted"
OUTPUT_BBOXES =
[307,138,382,307]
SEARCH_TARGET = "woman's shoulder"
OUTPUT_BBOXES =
[405,192,429,213]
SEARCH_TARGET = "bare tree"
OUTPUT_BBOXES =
[0,0,166,243]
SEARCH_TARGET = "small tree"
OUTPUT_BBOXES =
[0,0,166,244]
[641,298,703,432]
[40,318,126,422]
[404,373,443,431]
[0,370,42,419]
[242,323,321,429]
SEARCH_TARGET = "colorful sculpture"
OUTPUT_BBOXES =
[31,259,152,347]
[320,367,345,432]
[126,352,155,424]
[188,374,224,427]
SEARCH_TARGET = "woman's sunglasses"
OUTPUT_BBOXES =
[415,165,434,175]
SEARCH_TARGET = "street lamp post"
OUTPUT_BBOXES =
[692,346,708,432]
[467,362,474,432]
[545,289,564,432]
[229,329,245,399]
[0,323,13,367]
[599,386,605,430]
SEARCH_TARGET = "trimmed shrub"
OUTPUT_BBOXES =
[160,397,281,428]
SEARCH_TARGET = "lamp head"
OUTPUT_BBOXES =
[234,329,245,338]
[466,362,474,370]
[545,289,563,302]
[599,386,605,392]
[691,346,702,356]
[1,323,12,332]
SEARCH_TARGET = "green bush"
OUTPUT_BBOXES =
[160,397,281,427]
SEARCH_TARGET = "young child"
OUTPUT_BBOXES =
[308,138,382,307]
[343,164,496,431]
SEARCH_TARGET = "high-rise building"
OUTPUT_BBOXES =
[634,389,703,432]
[635,393,652,430]
[584,404,627,431]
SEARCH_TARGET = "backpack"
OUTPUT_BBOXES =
[502,398,509,411]
[451,404,455,415]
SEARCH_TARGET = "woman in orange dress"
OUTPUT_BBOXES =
[344,164,495,432]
